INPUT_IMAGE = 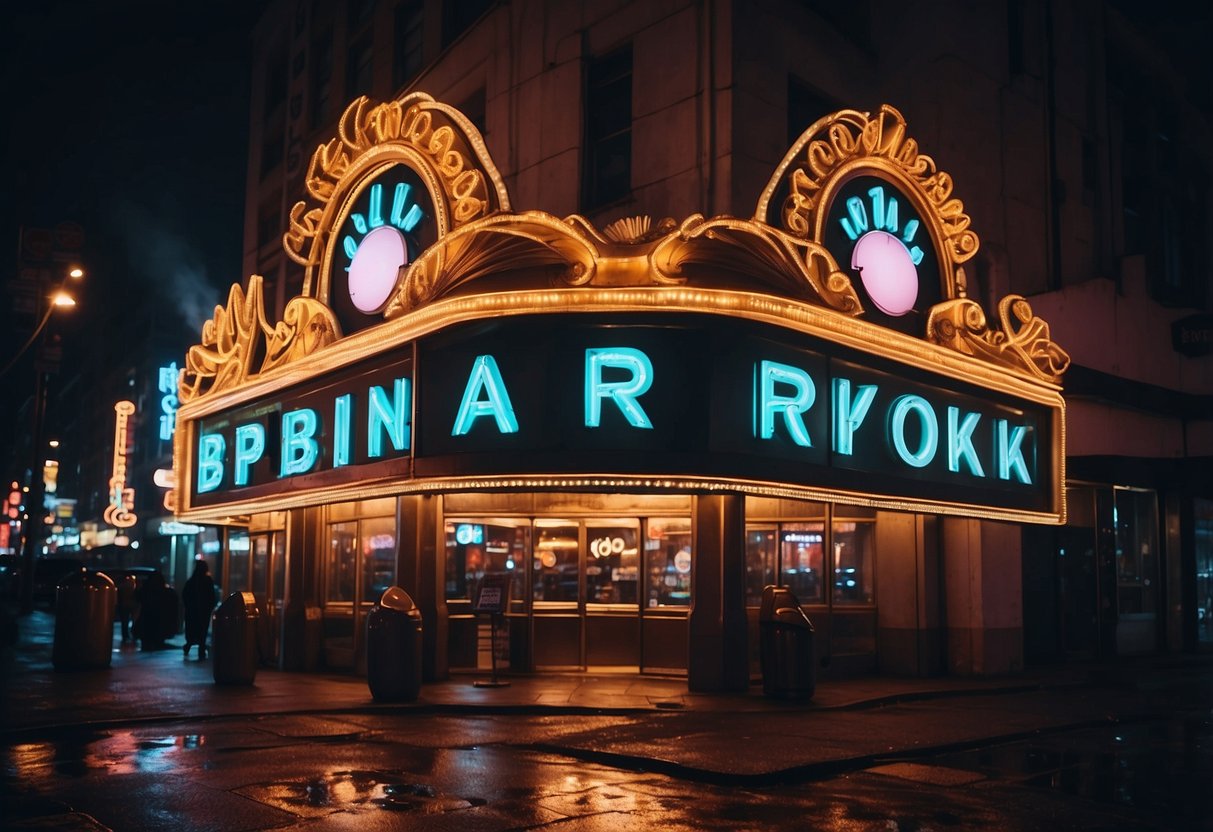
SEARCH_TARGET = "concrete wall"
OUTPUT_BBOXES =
[942,518,1024,676]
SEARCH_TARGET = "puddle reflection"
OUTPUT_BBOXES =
[5,731,207,780]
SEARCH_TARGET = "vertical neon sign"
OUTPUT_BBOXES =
[158,363,178,440]
[103,401,138,529]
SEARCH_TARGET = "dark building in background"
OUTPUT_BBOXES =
[196,0,1210,678]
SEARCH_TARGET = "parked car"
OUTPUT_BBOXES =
[32,557,88,607]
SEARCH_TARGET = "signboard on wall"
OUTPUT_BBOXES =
[180,313,1062,522]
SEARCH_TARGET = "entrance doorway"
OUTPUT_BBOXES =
[444,515,692,673]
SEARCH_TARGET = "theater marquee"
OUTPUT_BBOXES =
[174,97,1068,524]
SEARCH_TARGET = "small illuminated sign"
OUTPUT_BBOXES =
[159,363,179,440]
[159,520,205,536]
[824,175,941,336]
[455,524,484,545]
[103,401,137,529]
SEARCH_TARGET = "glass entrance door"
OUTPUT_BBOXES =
[532,519,581,668]
[585,520,641,669]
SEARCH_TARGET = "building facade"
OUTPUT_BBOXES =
[208,0,1210,685]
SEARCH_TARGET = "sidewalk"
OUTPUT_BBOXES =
[6,606,1189,738]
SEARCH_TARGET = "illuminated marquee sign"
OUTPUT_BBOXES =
[159,362,179,440]
[104,401,137,529]
[184,314,1059,518]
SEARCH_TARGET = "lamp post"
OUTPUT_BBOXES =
[15,268,83,614]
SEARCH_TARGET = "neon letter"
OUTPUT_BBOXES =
[756,360,816,447]
[233,423,266,486]
[452,355,519,435]
[947,407,985,476]
[280,409,319,477]
[833,378,877,456]
[585,347,654,429]
[889,394,938,468]
[333,394,352,468]
[996,419,1032,484]
[368,378,411,457]
[197,433,225,493]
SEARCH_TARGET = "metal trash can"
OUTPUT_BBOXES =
[53,568,117,671]
[366,586,423,702]
[212,592,260,685]
[758,585,815,699]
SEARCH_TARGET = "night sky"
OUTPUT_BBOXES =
[2,1,267,472]
[3,0,266,362]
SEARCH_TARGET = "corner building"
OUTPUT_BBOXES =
[185,0,1209,688]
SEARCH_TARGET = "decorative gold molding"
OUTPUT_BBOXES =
[284,92,511,302]
[383,211,603,317]
[179,275,340,405]
[180,278,269,404]
[649,215,862,313]
[927,295,1071,384]
[756,104,979,302]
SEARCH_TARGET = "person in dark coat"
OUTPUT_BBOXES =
[134,571,178,651]
[181,560,217,660]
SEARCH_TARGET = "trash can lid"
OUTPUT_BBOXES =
[378,586,418,612]
[215,591,259,615]
[57,568,116,590]
[773,605,813,628]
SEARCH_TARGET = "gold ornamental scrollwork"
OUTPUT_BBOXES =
[383,211,603,317]
[926,295,1070,384]
[284,92,512,290]
[756,104,980,300]
[179,275,341,405]
[649,215,862,313]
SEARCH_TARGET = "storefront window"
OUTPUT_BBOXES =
[443,521,528,604]
[327,521,357,603]
[781,522,824,603]
[1114,487,1158,616]
[1196,499,1213,646]
[534,521,579,603]
[586,523,639,605]
[252,534,269,600]
[361,516,397,604]
[745,526,777,607]
[832,519,874,604]
[646,518,692,607]
[227,529,250,593]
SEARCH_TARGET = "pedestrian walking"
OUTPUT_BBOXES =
[133,572,178,651]
[182,560,217,660]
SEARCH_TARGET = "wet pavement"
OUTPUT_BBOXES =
[3,607,1211,830]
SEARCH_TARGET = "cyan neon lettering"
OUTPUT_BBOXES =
[368,378,411,457]
[333,394,352,468]
[197,434,225,493]
[996,419,1032,484]
[585,347,654,429]
[281,409,319,477]
[890,394,938,468]
[756,360,815,447]
[833,378,877,456]
[233,423,265,486]
[452,355,519,435]
[947,407,985,476]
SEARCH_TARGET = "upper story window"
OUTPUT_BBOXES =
[787,76,838,146]
[393,0,425,89]
[582,45,633,211]
[347,37,374,100]
[264,50,288,118]
[443,0,493,48]
[1112,55,1209,309]
[310,27,334,130]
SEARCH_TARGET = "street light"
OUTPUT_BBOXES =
[15,267,84,614]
